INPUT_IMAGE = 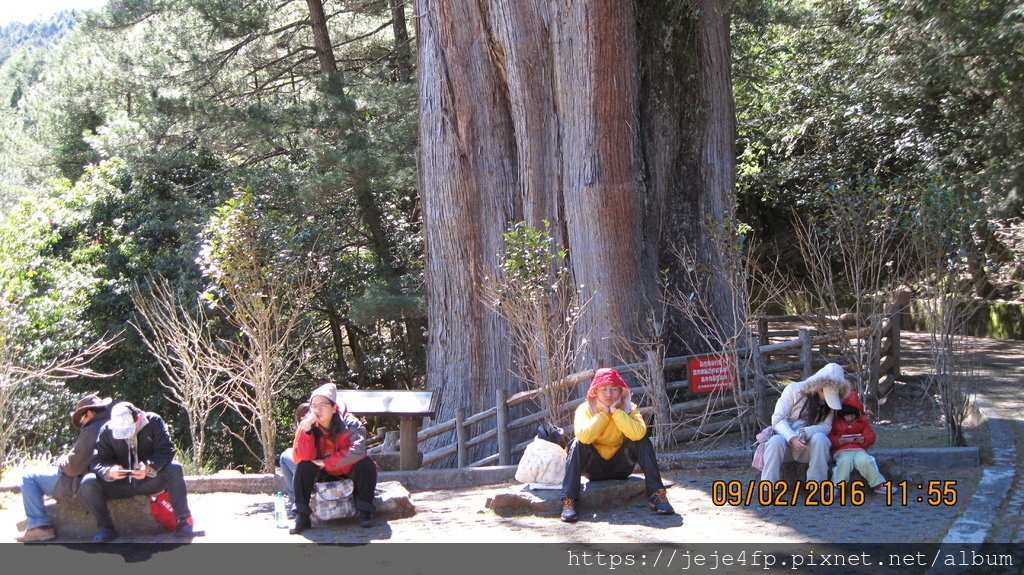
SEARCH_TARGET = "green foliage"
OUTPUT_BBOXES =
[497,220,569,305]
[734,0,1024,299]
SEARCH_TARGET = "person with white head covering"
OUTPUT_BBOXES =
[760,363,851,484]
[78,402,204,542]
[289,382,377,534]
[14,393,113,543]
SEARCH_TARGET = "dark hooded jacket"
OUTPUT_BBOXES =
[828,392,877,456]
[91,403,175,481]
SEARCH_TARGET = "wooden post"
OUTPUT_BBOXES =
[496,389,511,465]
[757,317,770,365]
[749,335,769,424]
[645,348,671,450]
[399,416,420,470]
[455,407,468,468]
[799,328,813,379]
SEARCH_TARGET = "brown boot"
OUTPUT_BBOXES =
[560,498,578,523]
[16,526,55,543]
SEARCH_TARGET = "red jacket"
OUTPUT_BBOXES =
[828,392,876,456]
[292,404,368,476]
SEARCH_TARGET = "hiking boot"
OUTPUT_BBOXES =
[92,528,119,543]
[560,498,578,523]
[289,512,311,535]
[648,489,675,515]
[359,511,373,528]
[174,516,206,538]
[16,526,55,543]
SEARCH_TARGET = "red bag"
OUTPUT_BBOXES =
[149,491,177,531]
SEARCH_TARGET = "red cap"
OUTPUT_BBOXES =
[587,368,630,398]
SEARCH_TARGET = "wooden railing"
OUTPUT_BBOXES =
[369,308,902,469]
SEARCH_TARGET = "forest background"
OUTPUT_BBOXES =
[0,0,1021,474]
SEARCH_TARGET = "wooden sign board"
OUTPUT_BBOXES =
[687,354,737,393]
[336,390,437,418]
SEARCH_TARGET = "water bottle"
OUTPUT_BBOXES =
[274,491,288,528]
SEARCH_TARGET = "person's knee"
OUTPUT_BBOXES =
[78,474,102,498]
[808,433,829,448]
[764,434,788,454]
[164,461,184,478]
[295,459,319,475]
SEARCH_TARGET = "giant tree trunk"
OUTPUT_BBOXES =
[642,0,741,356]
[417,0,737,461]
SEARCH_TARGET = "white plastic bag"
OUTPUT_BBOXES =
[515,436,567,485]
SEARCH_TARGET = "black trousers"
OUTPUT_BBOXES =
[560,434,666,501]
[293,457,377,515]
[79,462,191,530]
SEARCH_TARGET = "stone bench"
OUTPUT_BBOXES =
[17,480,415,538]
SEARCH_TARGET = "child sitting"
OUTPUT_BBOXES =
[828,391,897,495]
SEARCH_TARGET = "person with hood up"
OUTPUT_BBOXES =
[760,363,851,483]
[289,382,377,534]
[559,368,675,523]
[79,401,204,542]
[14,393,113,543]
[828,391,895,495]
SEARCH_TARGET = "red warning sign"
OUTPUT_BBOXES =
[687,354,737,393]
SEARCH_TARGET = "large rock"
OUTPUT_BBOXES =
[486,476,650,517]
[16,481,416,538]
[16,496,163,539]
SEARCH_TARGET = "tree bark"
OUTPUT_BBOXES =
[417,0,738,460]
[643,0,741,356]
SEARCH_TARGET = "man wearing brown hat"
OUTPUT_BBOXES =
[14,393,112,543]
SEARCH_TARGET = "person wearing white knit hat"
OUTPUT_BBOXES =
[289,382,377,534]
[760,363,851,484]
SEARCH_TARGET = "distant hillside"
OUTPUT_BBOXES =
[0,10,83,65]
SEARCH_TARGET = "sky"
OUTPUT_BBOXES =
[0,0,107,26]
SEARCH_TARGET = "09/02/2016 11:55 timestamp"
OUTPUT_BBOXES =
[710,480,958,507]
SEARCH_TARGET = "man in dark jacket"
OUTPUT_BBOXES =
[15,393,112,543]
[79,401,204,542]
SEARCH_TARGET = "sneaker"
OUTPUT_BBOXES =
[289,512,311,535]
[359,511,373,528]
[560,498,578,523]
[15,526,55,543]
[648,489,675,515]
[173,516,206,538]
[873,484,899,496]
[91,528,119,544]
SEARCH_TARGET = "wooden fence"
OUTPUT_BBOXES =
[368,308,902,469]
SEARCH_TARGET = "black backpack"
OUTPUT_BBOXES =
[536,422,567,449]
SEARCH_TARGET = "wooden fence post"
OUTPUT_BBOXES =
[455,407,468,468]
[749,335,769,424]
[757,317,770,365]
[645,348,672,450]
[799,328,813,378]
[496,389,511,465]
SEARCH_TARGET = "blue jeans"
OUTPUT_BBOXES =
[280,448,297,505]
[21,470,61,530]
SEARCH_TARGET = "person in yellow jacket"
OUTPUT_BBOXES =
[560,368,675,522]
